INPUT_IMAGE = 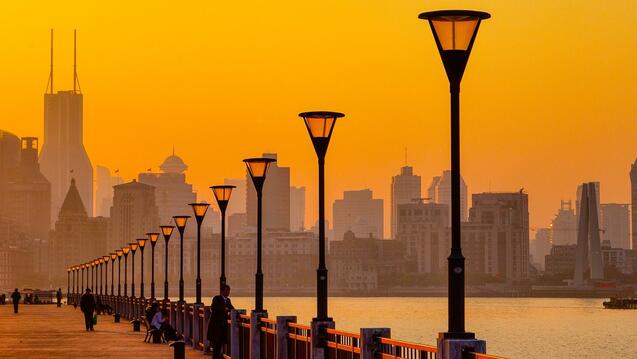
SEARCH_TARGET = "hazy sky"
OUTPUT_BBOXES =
[1,1,636,237]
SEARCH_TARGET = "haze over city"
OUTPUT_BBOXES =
[1,2,636,359]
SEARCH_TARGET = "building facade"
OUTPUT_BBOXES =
[600,203,630,249]
[332,189,384,241]
[290,186,306,232]
[551,200,577,245]
[427,170,468,223]
[391,166,421,239]
[95,166,123,217]
[108,180,160,251]
[246,153,290,231]
[631,159,637,249]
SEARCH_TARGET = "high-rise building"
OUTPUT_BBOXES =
[0,130,21,220]
[574,182,604,285]
[290,186,306,232]
[108,180,160,251]
[395,201,449,273]
[601,203,630,249]
[551,200,578,245]
[4,137,51,241]
[427,170,468,223]
[531,228,552,270]
[332,189,384,241]
[138,152,196,228]
[577,182,600,222]
[95,166,123,217]
[464,192,530,282]
[40,32,93,219]
[49,179,108,285]
[224,178,246,216]
[631,159,637,249]
[391,166,421,239]
[246,153,290,231]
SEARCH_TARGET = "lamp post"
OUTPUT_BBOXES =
[100,258,105,296]
[299,111,344,323]
[211,185,235,291]
[80,264,85,293]
[137,238,147,298]
[110,253,117,296]
[173,216,190,303]
[189,203,209,305]
[418,9,490,340]
[130,242,139,298]
[103,256,110,297]
[67,268,71,302]
[117,250,124,297]
[147,233,160,300]
[244,157,276,312]
[160,225,175,301]
[91,261,95,292]
[123,246,130,297]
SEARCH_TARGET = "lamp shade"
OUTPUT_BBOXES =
[173,216,190,230]
[160,225,175,238]
[130,242,140,251]
[418,10,490,51]
[147,232,160,243]
[122,246,130,254]
[117,249,124,257]
[211,185,235,202]
[299,111,344,139]
[67,267,71,272]
[103,255,110,262]
[99,258,104,264]
[189,202,209,219]
[243,158,276,179]
[111,253,117,260]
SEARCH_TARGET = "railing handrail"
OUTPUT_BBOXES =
[379,337,438,353]
[326,328,361,339]
[260,317,277,324]
[287,322,311,330]
[464,351,508,359]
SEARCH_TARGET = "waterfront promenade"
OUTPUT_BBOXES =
[0,304,192,358]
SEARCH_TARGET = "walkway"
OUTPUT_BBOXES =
[0,304,195,358]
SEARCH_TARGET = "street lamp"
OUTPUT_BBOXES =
[419,9,490,339]
[91,261,95,292]
[210,185,235,291]
[117,249,124,297]
[67,267,71,302]
[137,238,147,298]
[160,225,175,301]
[100,258,105,296]
[299,111,344,323]
[80,264,85,293]
[147,233,160,300]
[103,256,110,296]
[130,242,139,298]
[110,253,117,296]
[244,157,276,313]
[122,246,131,297]
[189,202,209,305]
[173,216,190,303]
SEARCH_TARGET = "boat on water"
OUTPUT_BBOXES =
[603,297,637,309]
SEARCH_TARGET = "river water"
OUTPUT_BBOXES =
[189,296,636,358]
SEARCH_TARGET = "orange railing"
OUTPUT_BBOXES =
[288,322,312,359]
[379,337,438,359]
[327,328,361,358]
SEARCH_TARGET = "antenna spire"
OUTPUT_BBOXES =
[73,29,82,94]
[48,29,54,94]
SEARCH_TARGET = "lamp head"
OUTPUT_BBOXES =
[210,185,236,213]
[129,242,139,252]
[147,232,160,246]
[110,253,117,260]
[160,225,175,240]
[189,202,210,223]
[418,10,490,84]
[243,157,276,192]
[299,111,344,158]
[173,216,190,234]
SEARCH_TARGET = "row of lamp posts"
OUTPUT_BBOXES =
[66,9,491,357]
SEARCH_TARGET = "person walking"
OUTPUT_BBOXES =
[207,284,234,359]
[10,289,21,314]
[56,288,63,307]
[80,288,96,331]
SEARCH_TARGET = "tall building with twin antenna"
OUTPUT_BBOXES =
[39,30,94,219]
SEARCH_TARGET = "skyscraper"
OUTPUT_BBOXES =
[574,182,604,284]
[290,186,306,232]
[95,166,123,217]
[631,159,637,249]
[108,180,159,251]
[138,152,196,228]
[0,130,21,220]
[531,228,552,270]
[246,153,290,231]
[551,200,578,245]
[390,166,421,238]
[428,170,467,223]
[39,31,93,219]
[600,203,630,249]
[4,137,51,241]
[332,189,384,241]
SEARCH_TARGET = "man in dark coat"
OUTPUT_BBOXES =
[56,288,62,307]
[10,289,21,313]
[79,288,96,331]
[207,284,234,359]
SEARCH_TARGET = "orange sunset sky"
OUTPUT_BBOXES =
[1,1,636,237]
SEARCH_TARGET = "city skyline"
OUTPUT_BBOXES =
[1,1,636,235]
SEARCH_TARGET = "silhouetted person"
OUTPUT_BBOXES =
[11,289,21,313]
[80,288,96,331]
[1,293,6,305]
[56,288,62,307]
[146,302,159,326]
[207,284,234,359]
